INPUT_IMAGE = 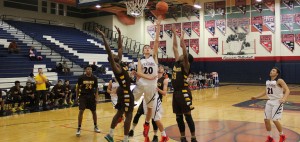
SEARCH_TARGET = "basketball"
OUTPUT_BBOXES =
[156,1,168,14]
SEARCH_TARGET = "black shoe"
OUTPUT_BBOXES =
[191,137,198,142]
[180,137,188,142]
[152,135,158,142]
[128,130,134,137]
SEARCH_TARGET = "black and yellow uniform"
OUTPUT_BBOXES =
[77,74,98,111]
[171,61,194,114]
[157,76,165,101]
[64,84,72,99]
[51,84,64,99]
[22,85,35,107]
[9,86,23,107]
[114,63,134,112]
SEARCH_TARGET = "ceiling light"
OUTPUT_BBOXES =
[256,0,262,2]
[95,5,101,8]
[193,1,201,9]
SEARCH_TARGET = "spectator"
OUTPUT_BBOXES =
[8,40,20,54]
[35,68,48,111]
[51,80,65,106]
[22,82,35,110]
[29,46,37,61]
[9,81,23,112]
[62,60,70,74]
[27,73,36,84]
[98,65,106,74]
[91,62,98,72]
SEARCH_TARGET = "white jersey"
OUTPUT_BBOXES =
[266,80,283,100]
[139,55,158,85]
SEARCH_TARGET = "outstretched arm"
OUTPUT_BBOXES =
[171,24,179,61]
[251,90,266,100]
[179,30,190,73]
[153,16,162,64]
[115,26,123,61]
[96,28,122,74]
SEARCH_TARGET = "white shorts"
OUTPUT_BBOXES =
[133,82,144,102]
[111,95,118,108]
[143,93,163,121]
[133,83,157,108]
[264,100,283,121]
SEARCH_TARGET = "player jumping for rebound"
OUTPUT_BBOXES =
[96,26,134,142]
[171,25,198,142]
[251,67,290,142]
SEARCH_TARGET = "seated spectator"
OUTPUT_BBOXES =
[51,80,66,106]
[22,82,35,110]
[62,60,70,74]
[8,40,20,54]
[27,73,36,85]
[29,47,37,61]
[98,65,106,74]
[63,80,72,105]
[91,62,98,72]
[9,81,23,112]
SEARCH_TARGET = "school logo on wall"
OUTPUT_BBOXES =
[228,18,239,33]
[174,23,182,37]
[236,0,247,14]
[294,13,300,27]
[190,39,199,54]
[192,21,200,37]
[164,24,172,38]
[147,25,155,39]
[264,0,275,12]
[252,0,262,13]
[183,22,192,37]
[208,38,218,54]
[251,16,263,33]
[282,0,294,10]
[281,34,294,52]
[295,34,300,46]
[263,16,275,33]
[216,19,226,35]
[159,41,167,55]
[215,1,226,16]
[205,2,215,17]
[205,20,215,36]
[281,14,294,32]
[260,35,272,52]
[193,9,200,19]
[239,18,250,33]
[184,39,190,52]
[158,25,163,39]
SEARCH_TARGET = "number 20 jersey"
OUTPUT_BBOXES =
[139,55,158,85]
[266,79,283,100]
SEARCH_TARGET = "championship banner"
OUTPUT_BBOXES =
[216,19,226,35]
[205,2,215,17]
[147,25,155,39]
[251,16,263,33]
[205,20,215,36]
[282,0,294,10]
[295,13,300,27]
[157,25,163,39]
[227,18,239,33]
[263,16,275,33]
[281,34,294,52]
[239,18,250,33]
[260,35,272,52]
[174,23,182,37]
[236,0,246,14]
[295,33,300,45]
[208,38,218,54]
[190,39,199,54]
[150,41,154,49]
[193,9,200,19]
[192,21,200,37]
[182,5,192,20]
[215,1,226,16]
[252,0,262,13]
[264,0,275,12]
[183,22,192,37]
[184,39,190,52]
[159,41,167,55]
[281,14,294,32]
[164,24,172,38]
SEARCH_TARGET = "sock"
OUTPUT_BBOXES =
[145,121,149,125]
[153,130,158,136]
[123,135,129,141]
[94,123,97,127]
[131,124,136,131]
[268,131,272,137]
[280,131,284,135]
[78,125,81,129]
[161,131,166,137]
[109,128,114,137]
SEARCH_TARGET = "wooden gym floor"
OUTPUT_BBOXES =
[0,85,300,142]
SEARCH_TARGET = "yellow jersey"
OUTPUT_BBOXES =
[35,74,47,91]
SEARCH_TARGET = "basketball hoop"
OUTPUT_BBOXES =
[125,0,148,17]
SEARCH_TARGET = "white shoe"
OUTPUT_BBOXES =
[94,126,101,133]
[76,128,81,137]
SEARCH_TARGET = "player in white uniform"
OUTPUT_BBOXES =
[107,78,119,108]
[251,67,290,142]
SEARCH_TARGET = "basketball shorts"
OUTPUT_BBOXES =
[264,99,283,121]
[133,82,144,102]
[143,93,163,121]
[133,83,156,108]
[79,94,96,111]
[172,89,194,114]
[115,88,134,113]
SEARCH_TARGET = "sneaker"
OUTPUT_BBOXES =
[76,128,81,137]
[128,130,134,137]
[191,138,198,142]
[180,137,188,142]
[104,134,114,142]
[18,107,24,111]
[265,136,275,142]
[152,135,158,142]
[143,123,150,137]
[279,134,286,142]
[94,126,101,133]
[144,136,150,142]
[160,136,169,142]
[11,108,16,113]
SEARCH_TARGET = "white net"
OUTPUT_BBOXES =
[125,0,148,17]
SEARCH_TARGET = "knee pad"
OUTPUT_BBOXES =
[184,114,195,133]
[176,114,185,132]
